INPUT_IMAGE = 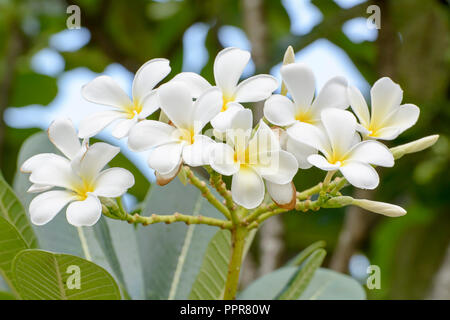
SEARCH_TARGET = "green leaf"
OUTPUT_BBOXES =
[276,248,326,300]
[12,250,121,300]
[0,216,28,294]
[13,132,144,299]
[0,172,37,249]
[239,267,365,300]
[10,72,58,107]
[137,178,228,300]
[0,291,16,300]
[189,228,256,300]
[286,240,326,266]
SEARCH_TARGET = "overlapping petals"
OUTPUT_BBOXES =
[172,47,278,133]
[21,119,134,226]
[264,63,348,168]
[291,108,394,189]
[128,81,221,185]
[210,109,298,209]
[348,77,420,140]
[79,59,171,139]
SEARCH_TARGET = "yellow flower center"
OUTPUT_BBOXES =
[295,110,315,124]
[72,179,96,201]
[178,128,195,145]
[221,95,235,112]
[124,100,143,118]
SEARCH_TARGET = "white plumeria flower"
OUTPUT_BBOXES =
[209,109,298,209]
[348,77,420,140]
[127,81,222,185]
[264,63,348,169]
[171,47,278,133]
[21,119,135,226]
[79,59,171,139]
[290,108,394,190]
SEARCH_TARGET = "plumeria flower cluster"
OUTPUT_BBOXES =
[22,46,433,228]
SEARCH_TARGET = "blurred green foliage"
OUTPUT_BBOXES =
[0,0,448,299]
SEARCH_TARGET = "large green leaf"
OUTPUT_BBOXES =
[0,172,37,249]
[0,216,28,294]
[189,228,256,300]
[9,72,58,107]
[136,178,226,300]
[12,250,121,300]
[239,267,365,300]
[13,132,144,299]
[276,248,326,300]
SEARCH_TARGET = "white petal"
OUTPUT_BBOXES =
[82,75,132,108]
[311,76,348,117]
[286,122,331,157]
[78,110,127,139]
[192,87,222,132]
[210,143,240,176]
[234,74,278,103]
[214,47,250,96]
[138,90,160,119]
[226,108,253,149]
[158,81,193,129]
[29,190,76,225]
[307,154,341,171]
[27,184,53,193]
[30,157,77,189]
[66,194,102,227]
[371,126,402,140]
[47,118,81,159]
[210,102,244,132]
[171,72,212,98]
[381,103,420,133]
[247,120,279,157]
[148,142,183,175]
[370,77,403,125]
[347,85,370,127]
[280,63,315,109]
[258,150,298,184]
[128,120,177,151]
[346,140,394,167]
[321,108,356,157]
[78,142,120,180]
[155,162,182,186]
[21,153,66,173]
[94,168,135,198]
[231,167,265,209]
[182,135,215,167]
[111,116,138,139]
[132,58,170,102]
[340,161,379,189]
[263,94,296,127]
[286,136,317,169]
[266,181,296,209]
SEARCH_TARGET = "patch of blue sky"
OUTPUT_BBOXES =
[334,0,367,9]
[218,25,255,77]
[343,17,378,43]
[182,22,210,73]
[282,0,323,35]
[31,48,65,76]
[49,27,91,52]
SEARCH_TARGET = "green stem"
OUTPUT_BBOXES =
[223,226,248,300]
[184,166,232,220]
[124,211,232,229]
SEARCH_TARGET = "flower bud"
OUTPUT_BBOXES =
[281,46,295,96]
[324,196,354,208]
[100,197,125,220]
[352,199,406,217]
[390,135,439,160]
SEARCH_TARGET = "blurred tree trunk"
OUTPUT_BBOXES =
[428,245,450,299]
[330,0,397,273]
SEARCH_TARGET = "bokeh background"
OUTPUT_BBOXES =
[0,0,449,299]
